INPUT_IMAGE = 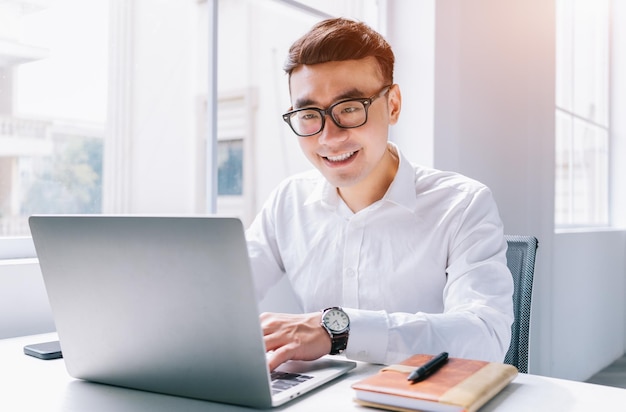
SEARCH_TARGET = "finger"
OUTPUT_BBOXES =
[267,344,295,372]
[259,312,273,322]
[263,330,285,352]
[259,312,284,336]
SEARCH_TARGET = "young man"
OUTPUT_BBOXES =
[246,18,514,372]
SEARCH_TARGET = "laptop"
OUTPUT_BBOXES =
[29,215,356,408]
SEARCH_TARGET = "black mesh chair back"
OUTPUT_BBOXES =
[503,235,538,373]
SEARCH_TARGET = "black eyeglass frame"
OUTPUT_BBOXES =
[282,85,392,137]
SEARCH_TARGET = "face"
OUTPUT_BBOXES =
[288,57,401,191]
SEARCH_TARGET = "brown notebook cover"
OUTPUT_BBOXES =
[351,354,518,412]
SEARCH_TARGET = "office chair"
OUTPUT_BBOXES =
[503,235,538,374]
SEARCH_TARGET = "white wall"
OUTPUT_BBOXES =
[0,260,54,339]
[433,0,556,377]
[553,230,626,380]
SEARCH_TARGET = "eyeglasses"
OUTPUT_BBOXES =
[282,85,392,137]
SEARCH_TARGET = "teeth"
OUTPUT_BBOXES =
[326,151,355,162]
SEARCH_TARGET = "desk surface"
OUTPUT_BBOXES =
[2,333,626,411]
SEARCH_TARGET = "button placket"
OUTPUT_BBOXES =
[342,215,366,307]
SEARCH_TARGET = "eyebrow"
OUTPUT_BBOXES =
[293,87,365,109]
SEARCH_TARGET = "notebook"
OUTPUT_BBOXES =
[29,215,356,408]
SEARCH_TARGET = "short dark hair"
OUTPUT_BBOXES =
[284,17,395,84]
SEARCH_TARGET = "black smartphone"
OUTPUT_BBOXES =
[24,340,63,360]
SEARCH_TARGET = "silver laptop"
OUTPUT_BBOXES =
[29,215,355,408]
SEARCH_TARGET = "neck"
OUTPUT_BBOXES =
[338,145,399,213]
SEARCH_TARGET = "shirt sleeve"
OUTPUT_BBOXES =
[245,191,286,303]
[343,186,514,365]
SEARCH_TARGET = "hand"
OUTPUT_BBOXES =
[260,312,332,371]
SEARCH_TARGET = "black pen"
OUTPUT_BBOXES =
[407,352,449,383]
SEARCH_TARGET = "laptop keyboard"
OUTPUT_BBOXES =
[270,371,313,395]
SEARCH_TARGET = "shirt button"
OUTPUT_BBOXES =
[345,268,356,277]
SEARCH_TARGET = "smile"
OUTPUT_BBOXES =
[325,151,356,162]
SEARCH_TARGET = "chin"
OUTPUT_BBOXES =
[323,172,362,189]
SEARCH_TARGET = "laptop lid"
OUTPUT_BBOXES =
[29,215,355,408]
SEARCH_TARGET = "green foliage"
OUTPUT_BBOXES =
[21,138,103,214]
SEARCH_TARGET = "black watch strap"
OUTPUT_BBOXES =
[328,331,349,355]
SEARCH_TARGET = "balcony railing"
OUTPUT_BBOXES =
[0,115,51,140]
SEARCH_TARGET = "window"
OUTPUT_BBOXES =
[213,89,256,220]
[0,0,380,258]
[1,1,107,239]
[555,0,610,227]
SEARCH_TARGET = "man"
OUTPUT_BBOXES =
[246,18,513,372]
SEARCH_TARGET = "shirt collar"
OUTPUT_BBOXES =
[303,142,417,212]
[383,142,418,212]
[303,174,336,209]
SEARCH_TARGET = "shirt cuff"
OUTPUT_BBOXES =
[343,308,389,364]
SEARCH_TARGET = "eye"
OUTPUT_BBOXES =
[336,102,364,115]
[298,110,321,121]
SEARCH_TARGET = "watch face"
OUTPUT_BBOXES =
[323,309,349,333]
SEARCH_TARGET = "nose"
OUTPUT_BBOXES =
[317,114,348,145]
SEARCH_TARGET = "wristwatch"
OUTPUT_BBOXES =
[320,307,350,355]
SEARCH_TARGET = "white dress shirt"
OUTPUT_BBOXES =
[246,143,513,365]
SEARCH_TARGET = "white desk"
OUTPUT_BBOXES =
[2,333,626,411]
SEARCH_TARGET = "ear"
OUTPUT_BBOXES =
[387,84,402,125]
